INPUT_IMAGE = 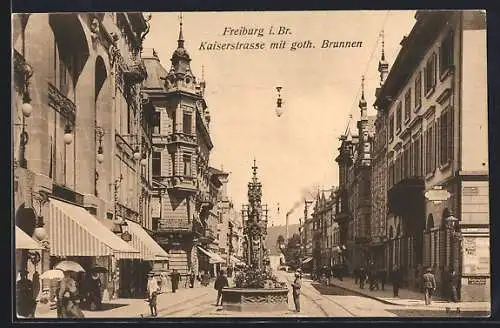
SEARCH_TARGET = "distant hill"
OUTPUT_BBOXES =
[265,224,299,256]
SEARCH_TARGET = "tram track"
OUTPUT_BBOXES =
[281,273,356,317]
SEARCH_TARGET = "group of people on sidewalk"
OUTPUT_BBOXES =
[351,262,460,305]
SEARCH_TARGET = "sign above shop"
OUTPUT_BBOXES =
[468,277,487,285]
[121,231,132,242]
[424,186,451,203]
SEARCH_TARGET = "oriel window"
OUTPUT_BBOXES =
[183,112,192,135]
[152,151,161,177]
[183,154,192,176]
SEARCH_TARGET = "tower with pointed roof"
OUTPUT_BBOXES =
[370,29,391,271]
[141,13,217,277]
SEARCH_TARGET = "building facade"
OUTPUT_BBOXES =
[335,80,376,272]
[374,10,489,301]
[13,12,171,303]
[142,20,224,277]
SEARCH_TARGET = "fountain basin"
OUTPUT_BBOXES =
[221,287,289,312]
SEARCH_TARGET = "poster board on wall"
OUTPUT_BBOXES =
[462,236,489,276]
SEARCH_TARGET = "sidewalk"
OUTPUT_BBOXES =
[325,277,490,312]
[34,284,213,319]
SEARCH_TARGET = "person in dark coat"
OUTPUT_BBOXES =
[16,269,35,318]
[189,270,195,288]
[378,267,387,291]
[169,269,181,293]
[368,262,378,291]
[449,268,459,302]
[291,271,302,312]
[214,270,229,306]
[89,272,102,310]
[423,267,437,305]
[391,265,402,297]
[358,266,367,289]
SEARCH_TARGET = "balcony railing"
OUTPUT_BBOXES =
[115,203,139,221]
[48,82,76,123]
[158,219,192,232]
[163,175,197,192]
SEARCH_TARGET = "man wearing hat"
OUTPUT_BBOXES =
[422,267,437,305]
[291,271,302,312]
[147,273,160,317]
[16,269,35,318]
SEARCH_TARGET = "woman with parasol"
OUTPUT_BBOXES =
[56,261,85,318]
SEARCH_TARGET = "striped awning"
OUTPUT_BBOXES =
[15,226,42,250]
[116,219,169,261]
[197,246,225,264]
[48,198,139,258]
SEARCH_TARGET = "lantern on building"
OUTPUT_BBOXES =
[63,123,73,145]
[133,146,141,160]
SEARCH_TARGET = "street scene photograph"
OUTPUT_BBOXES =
[11,10,490,320]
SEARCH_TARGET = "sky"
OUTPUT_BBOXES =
[142,11,417,226]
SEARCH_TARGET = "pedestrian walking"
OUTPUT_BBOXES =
[16,269,35,318]
[449,268,459,302]
[422,267,437,305]
[58,271,84,318]
[189,270,196,288]
[169,269,181,293]
[291,271,302,312]
[147,275,160,317]
[214,270,229,306]
[368,262,378,291]
[391,265,402,297]
[378,267,387,291]
[88,272,102,310]
[358,266,367,289]
[353,267,359,284]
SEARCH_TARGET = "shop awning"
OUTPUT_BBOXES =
[302,257,313,264]
[48,198,139,258]
[15,226,42,250]
[197,246,225,264]
[121,219,169,261]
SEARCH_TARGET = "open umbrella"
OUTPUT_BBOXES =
[40,269,64,280]
[91,266,108,273]
[55,260,85,273]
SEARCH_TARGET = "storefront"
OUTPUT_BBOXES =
[45,198,140,300]
[197,246,224,276]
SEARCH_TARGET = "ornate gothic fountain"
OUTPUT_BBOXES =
[222,160,288,312]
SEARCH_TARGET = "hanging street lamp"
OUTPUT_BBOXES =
[275,86,284,117]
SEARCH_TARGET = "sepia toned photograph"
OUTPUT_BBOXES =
[11,10,490,320]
